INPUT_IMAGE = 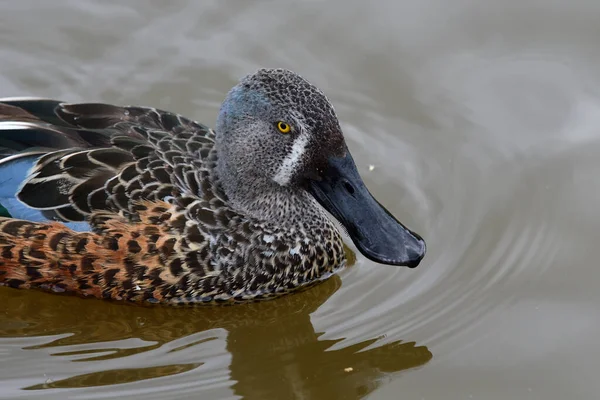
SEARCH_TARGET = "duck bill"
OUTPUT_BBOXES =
[307,150,426,267]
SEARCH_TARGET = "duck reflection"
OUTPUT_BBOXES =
[0,277,431,398]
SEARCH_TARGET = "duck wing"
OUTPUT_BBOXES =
[0,98,217,228]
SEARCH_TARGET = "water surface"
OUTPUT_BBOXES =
[1,0,600,399]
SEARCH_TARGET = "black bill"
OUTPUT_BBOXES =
[308,150,426,267]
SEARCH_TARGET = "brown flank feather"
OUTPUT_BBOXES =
[0,200,183,303]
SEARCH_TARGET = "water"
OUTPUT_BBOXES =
[1,0,600,398]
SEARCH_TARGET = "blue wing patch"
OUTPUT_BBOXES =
[0,154,91,232]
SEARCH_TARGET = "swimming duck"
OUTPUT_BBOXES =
[0,69,425,304]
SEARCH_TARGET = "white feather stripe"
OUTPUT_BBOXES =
[273,133,309,186]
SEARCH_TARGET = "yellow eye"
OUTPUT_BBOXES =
[277,121,291,133]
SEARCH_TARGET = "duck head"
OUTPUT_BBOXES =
[215,69,425,268]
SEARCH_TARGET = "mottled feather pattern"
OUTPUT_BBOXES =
[0,98,347,303]
[14,102,217,223]
[0,200,344,304]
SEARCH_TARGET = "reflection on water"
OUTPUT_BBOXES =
[0,278,431,398]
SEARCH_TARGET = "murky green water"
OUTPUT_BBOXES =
[1,0,600,398]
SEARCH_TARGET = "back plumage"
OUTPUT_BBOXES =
[0,98,217,226]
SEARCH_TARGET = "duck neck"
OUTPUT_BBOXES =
[216,156,322,227]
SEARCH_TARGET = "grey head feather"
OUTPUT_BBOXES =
[214,69,345,222]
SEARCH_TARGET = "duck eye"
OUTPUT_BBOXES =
[276,121,291,134]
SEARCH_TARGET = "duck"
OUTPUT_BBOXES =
[0,68,425,304]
